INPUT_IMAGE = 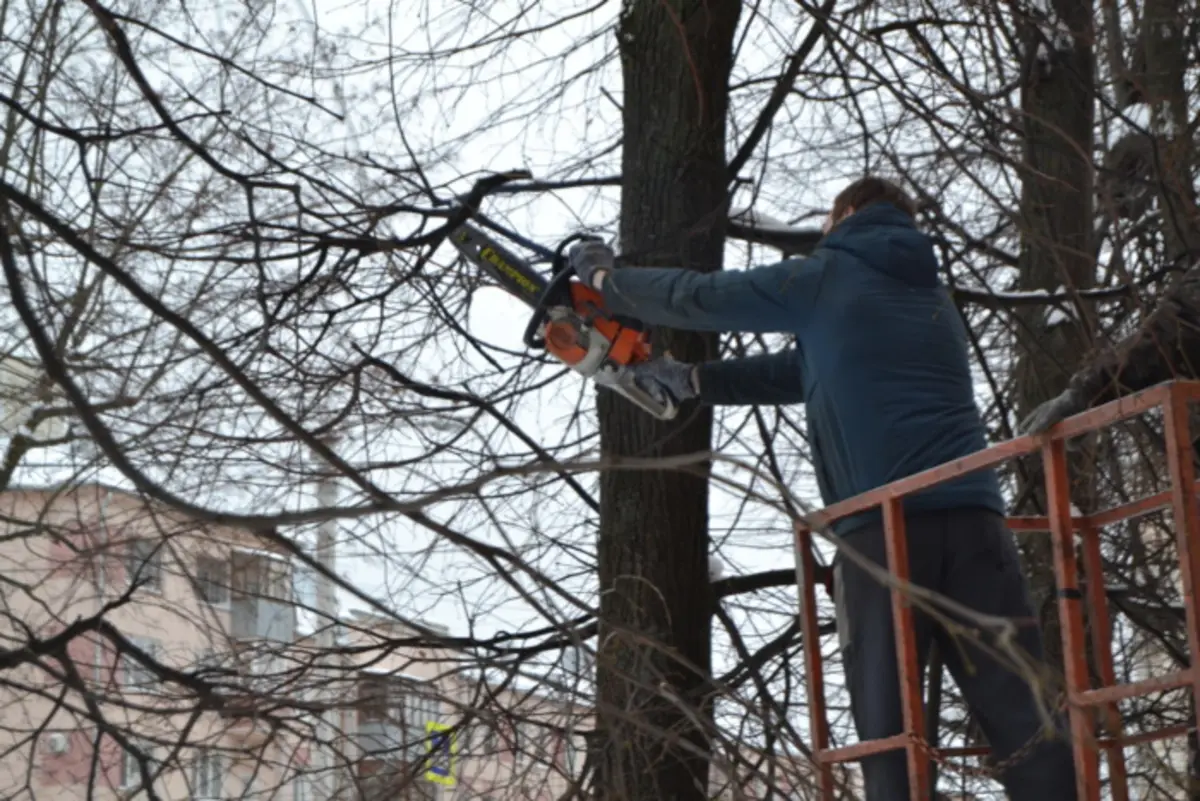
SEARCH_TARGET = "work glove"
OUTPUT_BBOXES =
[627,356,699,406]
[567,237,615,290]
[1018,387,1086,435]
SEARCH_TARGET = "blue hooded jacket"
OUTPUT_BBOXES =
[601,201,1005,535]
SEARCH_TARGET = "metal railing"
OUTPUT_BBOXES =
[794,379,1200,801]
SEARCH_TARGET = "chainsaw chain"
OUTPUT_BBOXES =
[907,692,1068,780]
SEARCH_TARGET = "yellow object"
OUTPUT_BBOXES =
[424,722,457,787]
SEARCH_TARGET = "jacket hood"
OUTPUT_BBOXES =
[818,202,939,288]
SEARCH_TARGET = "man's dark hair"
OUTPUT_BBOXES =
[832,176,918,221]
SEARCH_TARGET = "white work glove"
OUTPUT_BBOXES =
[1019,387,1086,435]
[567,238,615,290]
[627,357,699,406]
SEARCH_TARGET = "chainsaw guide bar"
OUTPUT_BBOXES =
[447,218,678,421]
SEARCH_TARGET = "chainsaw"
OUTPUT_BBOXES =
[447,221,678,421]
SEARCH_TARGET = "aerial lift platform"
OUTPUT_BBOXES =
[795,380,1200,800]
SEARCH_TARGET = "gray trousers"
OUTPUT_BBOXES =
[832,507,1078,799]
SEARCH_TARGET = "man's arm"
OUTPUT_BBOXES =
[695,350,806,406]
[598,254,830,334]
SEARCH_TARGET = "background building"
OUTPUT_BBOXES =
[0,483,852,800]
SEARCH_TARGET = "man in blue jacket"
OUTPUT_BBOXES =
[569,177,1077,799]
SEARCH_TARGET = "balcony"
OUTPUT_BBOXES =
[358,756,438,801]
[358,719,414,757]
[230,596,296,642]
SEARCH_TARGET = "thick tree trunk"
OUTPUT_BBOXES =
[593,3,740,800]
[1011,0,1096,679]
[1138,0,1200,266]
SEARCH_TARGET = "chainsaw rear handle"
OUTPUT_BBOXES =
[522,234,586,350]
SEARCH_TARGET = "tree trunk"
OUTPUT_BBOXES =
[594,3,740,800]
[1011,0,1096,677]
[1137,0,1200,266]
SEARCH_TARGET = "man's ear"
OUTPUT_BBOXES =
[823,205,856,234]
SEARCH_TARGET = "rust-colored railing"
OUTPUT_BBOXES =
[793,379,1200,801]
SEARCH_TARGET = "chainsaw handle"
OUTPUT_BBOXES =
[522,262,575,349]
[522,233,597,350]
[523,233,647,351]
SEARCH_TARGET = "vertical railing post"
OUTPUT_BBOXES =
[1043,438,1101,800]
[795,525,834,799]
[881,498,931,799]
[1080,522,1129,801]
[1161,386,1200,720]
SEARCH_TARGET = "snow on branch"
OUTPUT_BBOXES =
[725,208,1138,311]
[727,206,824,256]
[952,283,1134,309]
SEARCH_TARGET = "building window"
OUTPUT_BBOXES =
[231,550,290,602]
[564,730,580,776]
[404,690,440,751]
[92,641,106,685]
[359,758,438,801]
[292,563,317,609]
[355,675,441,761]
[194,556,230,605]
[119,748,138,790]
[473,720,498,757]
[125,539,163,592]
[192,749,223,799]
[526,722,549,765]
[357,674,390,723]
[501,719,522,766]
[291,775,312,801]
[121,637,160,690]
[120,740,157,790]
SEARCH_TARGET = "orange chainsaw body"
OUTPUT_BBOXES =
[543,282,652,368]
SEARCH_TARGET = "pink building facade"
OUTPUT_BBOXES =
[0,484,848,801]
[0,484,590,801]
